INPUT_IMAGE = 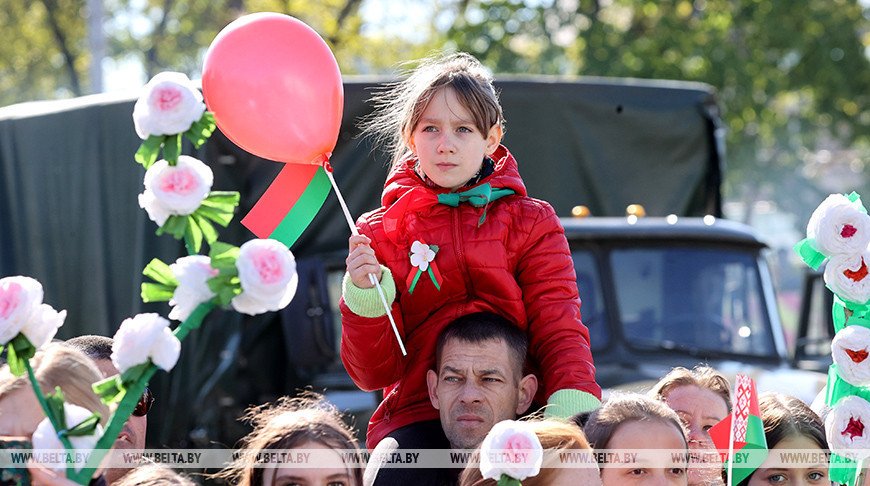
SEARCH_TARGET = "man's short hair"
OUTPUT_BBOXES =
[65,335,114,361]
[434,312,528,380]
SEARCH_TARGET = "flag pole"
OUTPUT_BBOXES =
[727,384,737,486]
[324,165,407,356]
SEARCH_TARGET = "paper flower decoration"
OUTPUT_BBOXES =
[827,395,870,459]
[111,313,181,374]
[833,325,870,386]
[825,251,870,305]
[133,71,205,140]
[139,155,214,227]
[807,193,870,258]
[168,255,218,321]
[410,240,436,271]
[480,420,544,485]
[0,276,66,348]
[32,403,103,472]
[230,239,298,316]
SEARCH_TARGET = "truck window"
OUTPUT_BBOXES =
[611,247,776,357]
[572,251,609,350]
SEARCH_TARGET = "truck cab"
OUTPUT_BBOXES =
[566,214,825,401]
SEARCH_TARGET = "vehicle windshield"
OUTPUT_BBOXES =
[573,247,777,357]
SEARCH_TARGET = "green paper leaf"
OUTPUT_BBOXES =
[141,282,176,302]
[207,274,241,306]
[45,386,68,431]
[157,215,188,239]
[184,215,203,253]
[7,333,36,376]
[184,112,217,148]
[163,133,181,165]
[134,135,164,169]
[64,413,101,437]
[201,191,241,207]
[93,375,124,405]
[192,213,219,244]
[142,258,177,286]
[196,205,234,227]
[209,241,240,268]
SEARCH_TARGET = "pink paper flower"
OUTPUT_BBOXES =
[138,155,214,226]
[231,239,298,316]
[168,255,218,321]
[133,71,206,139]
[826,395,870,459]
[111,313,181,373]
[480,420,543,482]
[0,276,65,348]
[32,403,103,472]
[807,194,870,257]
[824,251,870,304]
[833,325,870,386]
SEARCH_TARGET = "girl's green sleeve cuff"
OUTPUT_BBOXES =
[544,389,602,420]
[342,266,396,318]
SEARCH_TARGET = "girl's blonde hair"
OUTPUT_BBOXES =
[114,464,196,486]
[458,419,594,486]
[648,365,732,413]
[0,343,109,426]
[214,393,362,486]
[361,51,504,168]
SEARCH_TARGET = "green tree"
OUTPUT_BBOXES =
[439,0,870,216]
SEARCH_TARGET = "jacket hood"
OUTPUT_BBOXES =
[381,144,527,207]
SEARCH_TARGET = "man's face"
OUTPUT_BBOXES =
[94,359,147,451]
[427,338,536,450]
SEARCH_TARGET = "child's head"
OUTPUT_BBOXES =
[737,392,827,486]
[364,52,504,179]
[584,393,689,486]
[216,393,362,486]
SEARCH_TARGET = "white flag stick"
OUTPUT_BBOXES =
[325,168,407,356]
[727,388,737,486]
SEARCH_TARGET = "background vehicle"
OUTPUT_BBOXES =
[0,76,824,448]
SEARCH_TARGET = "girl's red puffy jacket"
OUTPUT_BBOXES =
[339,145,600,448]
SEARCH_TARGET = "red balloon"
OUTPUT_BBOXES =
[202,13,343,164]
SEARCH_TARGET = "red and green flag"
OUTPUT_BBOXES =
[709,374,769,485]
[241,163,331,247]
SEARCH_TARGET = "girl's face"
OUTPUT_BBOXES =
[407,86,501,191]
[600,420,688,486]
[264,441,355,486]
[746,434,827,486]
[663,385,729,486]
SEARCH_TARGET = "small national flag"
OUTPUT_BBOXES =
[709,374,769,485]
[242,163,331,248]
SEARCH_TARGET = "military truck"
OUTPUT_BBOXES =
[0,75,823,448]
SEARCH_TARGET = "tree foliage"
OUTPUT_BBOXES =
[437,0,870,214]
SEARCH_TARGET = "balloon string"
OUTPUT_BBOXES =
[324,168,408,356]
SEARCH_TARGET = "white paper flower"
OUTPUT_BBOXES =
[133,71,205,139]
[480,420,543,482]
[32,403,103,472]
[807,194,870,257]
[410,241,436,272]
[0,276,44,345]
[0,276,65,349]
[138,155,214,226]
[231,239,298,316]
[111,313,181,374]
[827,395,870,459]
[833,325,870,386]
[168,255,218,321]
[20,304,66,350]
[825,251,870,304]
